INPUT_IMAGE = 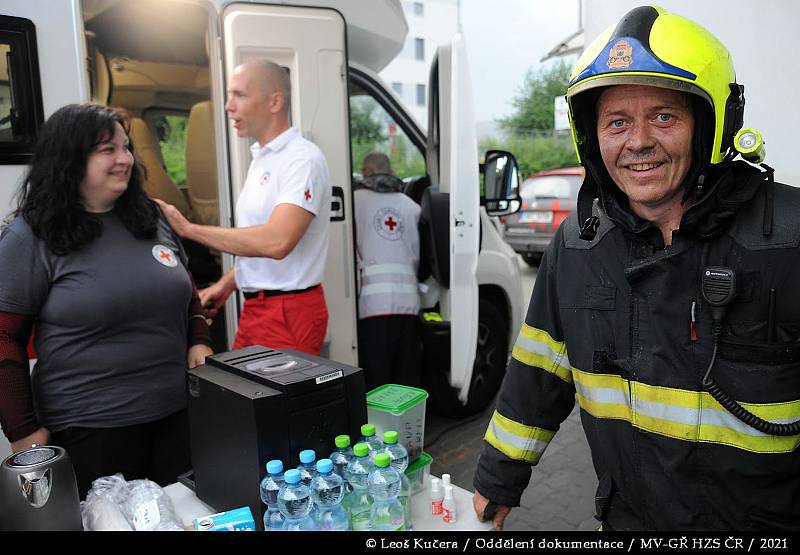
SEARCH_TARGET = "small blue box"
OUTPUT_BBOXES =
[194,506,255,531]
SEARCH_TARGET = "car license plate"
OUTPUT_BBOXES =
[518,211,553,224]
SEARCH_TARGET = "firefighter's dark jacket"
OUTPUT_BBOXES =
[474,161,800,530]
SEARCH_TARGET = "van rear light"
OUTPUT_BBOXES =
[498,216,506,224]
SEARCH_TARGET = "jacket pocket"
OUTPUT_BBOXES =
[720,321,800,364]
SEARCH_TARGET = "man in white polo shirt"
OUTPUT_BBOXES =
[157,59,331,355]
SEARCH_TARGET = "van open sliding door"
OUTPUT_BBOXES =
[221,3,357,364]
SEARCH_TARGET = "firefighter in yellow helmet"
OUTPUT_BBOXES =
[473,5,800,530]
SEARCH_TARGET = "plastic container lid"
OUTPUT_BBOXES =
[374,452,391,467]
[366,384,429,414]
[383,430,398,444]
[334,435,351,448]
[266,459,283,474]
[284,469,301,484]
[353,443,370,457]
[316,458,333,474]
[299,449,316,464]
[405,452,433,475]
[360,423,376,437]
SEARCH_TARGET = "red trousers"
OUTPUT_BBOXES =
[233,285,328,356]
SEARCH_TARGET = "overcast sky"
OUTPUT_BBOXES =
[459,0,581,123]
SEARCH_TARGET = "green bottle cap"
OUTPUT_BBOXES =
[361,423,376,437]
[374,452,391,467]
[383,430,398,444]
[353,443,370,457]
[335,435,351,449]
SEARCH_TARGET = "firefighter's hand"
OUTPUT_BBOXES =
[473,491,511,531]
[154,199,192,238]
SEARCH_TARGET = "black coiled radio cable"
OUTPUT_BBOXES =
[701,267,800,436]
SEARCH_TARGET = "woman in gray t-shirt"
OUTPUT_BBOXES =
[0,104,213,497]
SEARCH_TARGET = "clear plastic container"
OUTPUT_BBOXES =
[404,451,433,495]
[367,384,429,462]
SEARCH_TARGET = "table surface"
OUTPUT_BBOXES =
[165,475,492,532]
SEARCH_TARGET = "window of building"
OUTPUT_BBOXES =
[414,38,425,61]
[0,15,44,164]
[416,84,426,107]
[413,2,424,17]
[392,82,403,95]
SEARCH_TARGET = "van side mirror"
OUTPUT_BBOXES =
[481,150,521,216]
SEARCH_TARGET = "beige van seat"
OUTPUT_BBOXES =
[129,117,192,217]
[185,101,219,226]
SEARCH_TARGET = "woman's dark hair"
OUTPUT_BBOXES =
[14,103,159,254]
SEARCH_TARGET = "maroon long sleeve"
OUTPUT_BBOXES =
[187,272,212,348]
[0,311,38,442]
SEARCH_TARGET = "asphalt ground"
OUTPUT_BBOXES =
[424,256,599,531]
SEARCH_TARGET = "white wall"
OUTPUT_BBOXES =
[584,0,800,186]
[380,0,459,127]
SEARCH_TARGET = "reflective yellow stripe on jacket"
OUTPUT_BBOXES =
[574,369,800,454]
[511,323,573,383]
[501,323,800,456]
[484,410,556,463]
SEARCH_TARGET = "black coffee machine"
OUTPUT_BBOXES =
[186,345,366,528]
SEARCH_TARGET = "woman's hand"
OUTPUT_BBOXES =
[188,344,214,369]
[11,426,50,453]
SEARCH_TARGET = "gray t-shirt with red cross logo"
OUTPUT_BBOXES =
[0,211,191,431]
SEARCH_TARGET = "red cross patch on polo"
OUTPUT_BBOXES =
[152,245,178,268]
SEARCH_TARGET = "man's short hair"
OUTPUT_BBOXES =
[242,59,291,113]
[362,152,393,176]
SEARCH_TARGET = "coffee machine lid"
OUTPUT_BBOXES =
[4,446,62,469]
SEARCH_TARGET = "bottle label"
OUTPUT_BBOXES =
[443,506,457,524]
[431,499,443,515]
[351,513,372,531]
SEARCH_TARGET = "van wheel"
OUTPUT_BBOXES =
[428,299,508,418]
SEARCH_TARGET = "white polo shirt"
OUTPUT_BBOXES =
[234,127,331,291]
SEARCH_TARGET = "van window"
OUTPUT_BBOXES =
[149,111,189,187]
[350,94,425,181]
[0,16,44,164]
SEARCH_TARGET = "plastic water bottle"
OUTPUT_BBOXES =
[297,449,317,487]
[359,424,383,457]
[310,459,349,531]
[345,442,374,531]
[329,435,354,486]
[381,430,412,530]
[259,459,285,531]
[277,469,315,531]
[368,452,405,531]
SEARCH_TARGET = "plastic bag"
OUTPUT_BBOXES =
[81,474,183,531]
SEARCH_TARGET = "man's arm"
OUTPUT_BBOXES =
[156,200,314,259]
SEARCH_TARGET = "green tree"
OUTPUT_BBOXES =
[501,60,572,134]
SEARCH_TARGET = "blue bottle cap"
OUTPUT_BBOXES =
[266,459,283,475]
[299,449,316,464]
[316,458,333,474]
[284,469,301,484]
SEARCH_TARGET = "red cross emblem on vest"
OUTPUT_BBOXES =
[384,216,398,232]
[159,250,173,263]
[304,188,311,201]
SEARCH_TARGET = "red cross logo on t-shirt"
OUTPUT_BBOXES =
[304,188,312,201]
[152,244,178,267]
[159,250,173,263]
[384,216,398,231]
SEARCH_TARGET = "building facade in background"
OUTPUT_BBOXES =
[379,0,459,129]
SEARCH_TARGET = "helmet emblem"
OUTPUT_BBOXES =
[607,39,633,69]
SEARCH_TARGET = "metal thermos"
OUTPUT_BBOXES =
[0,446,83,530]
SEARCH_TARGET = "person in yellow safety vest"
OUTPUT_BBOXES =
[473,5,800,531]
[355,153,422,390]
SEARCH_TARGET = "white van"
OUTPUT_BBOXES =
[0,0,523,425]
